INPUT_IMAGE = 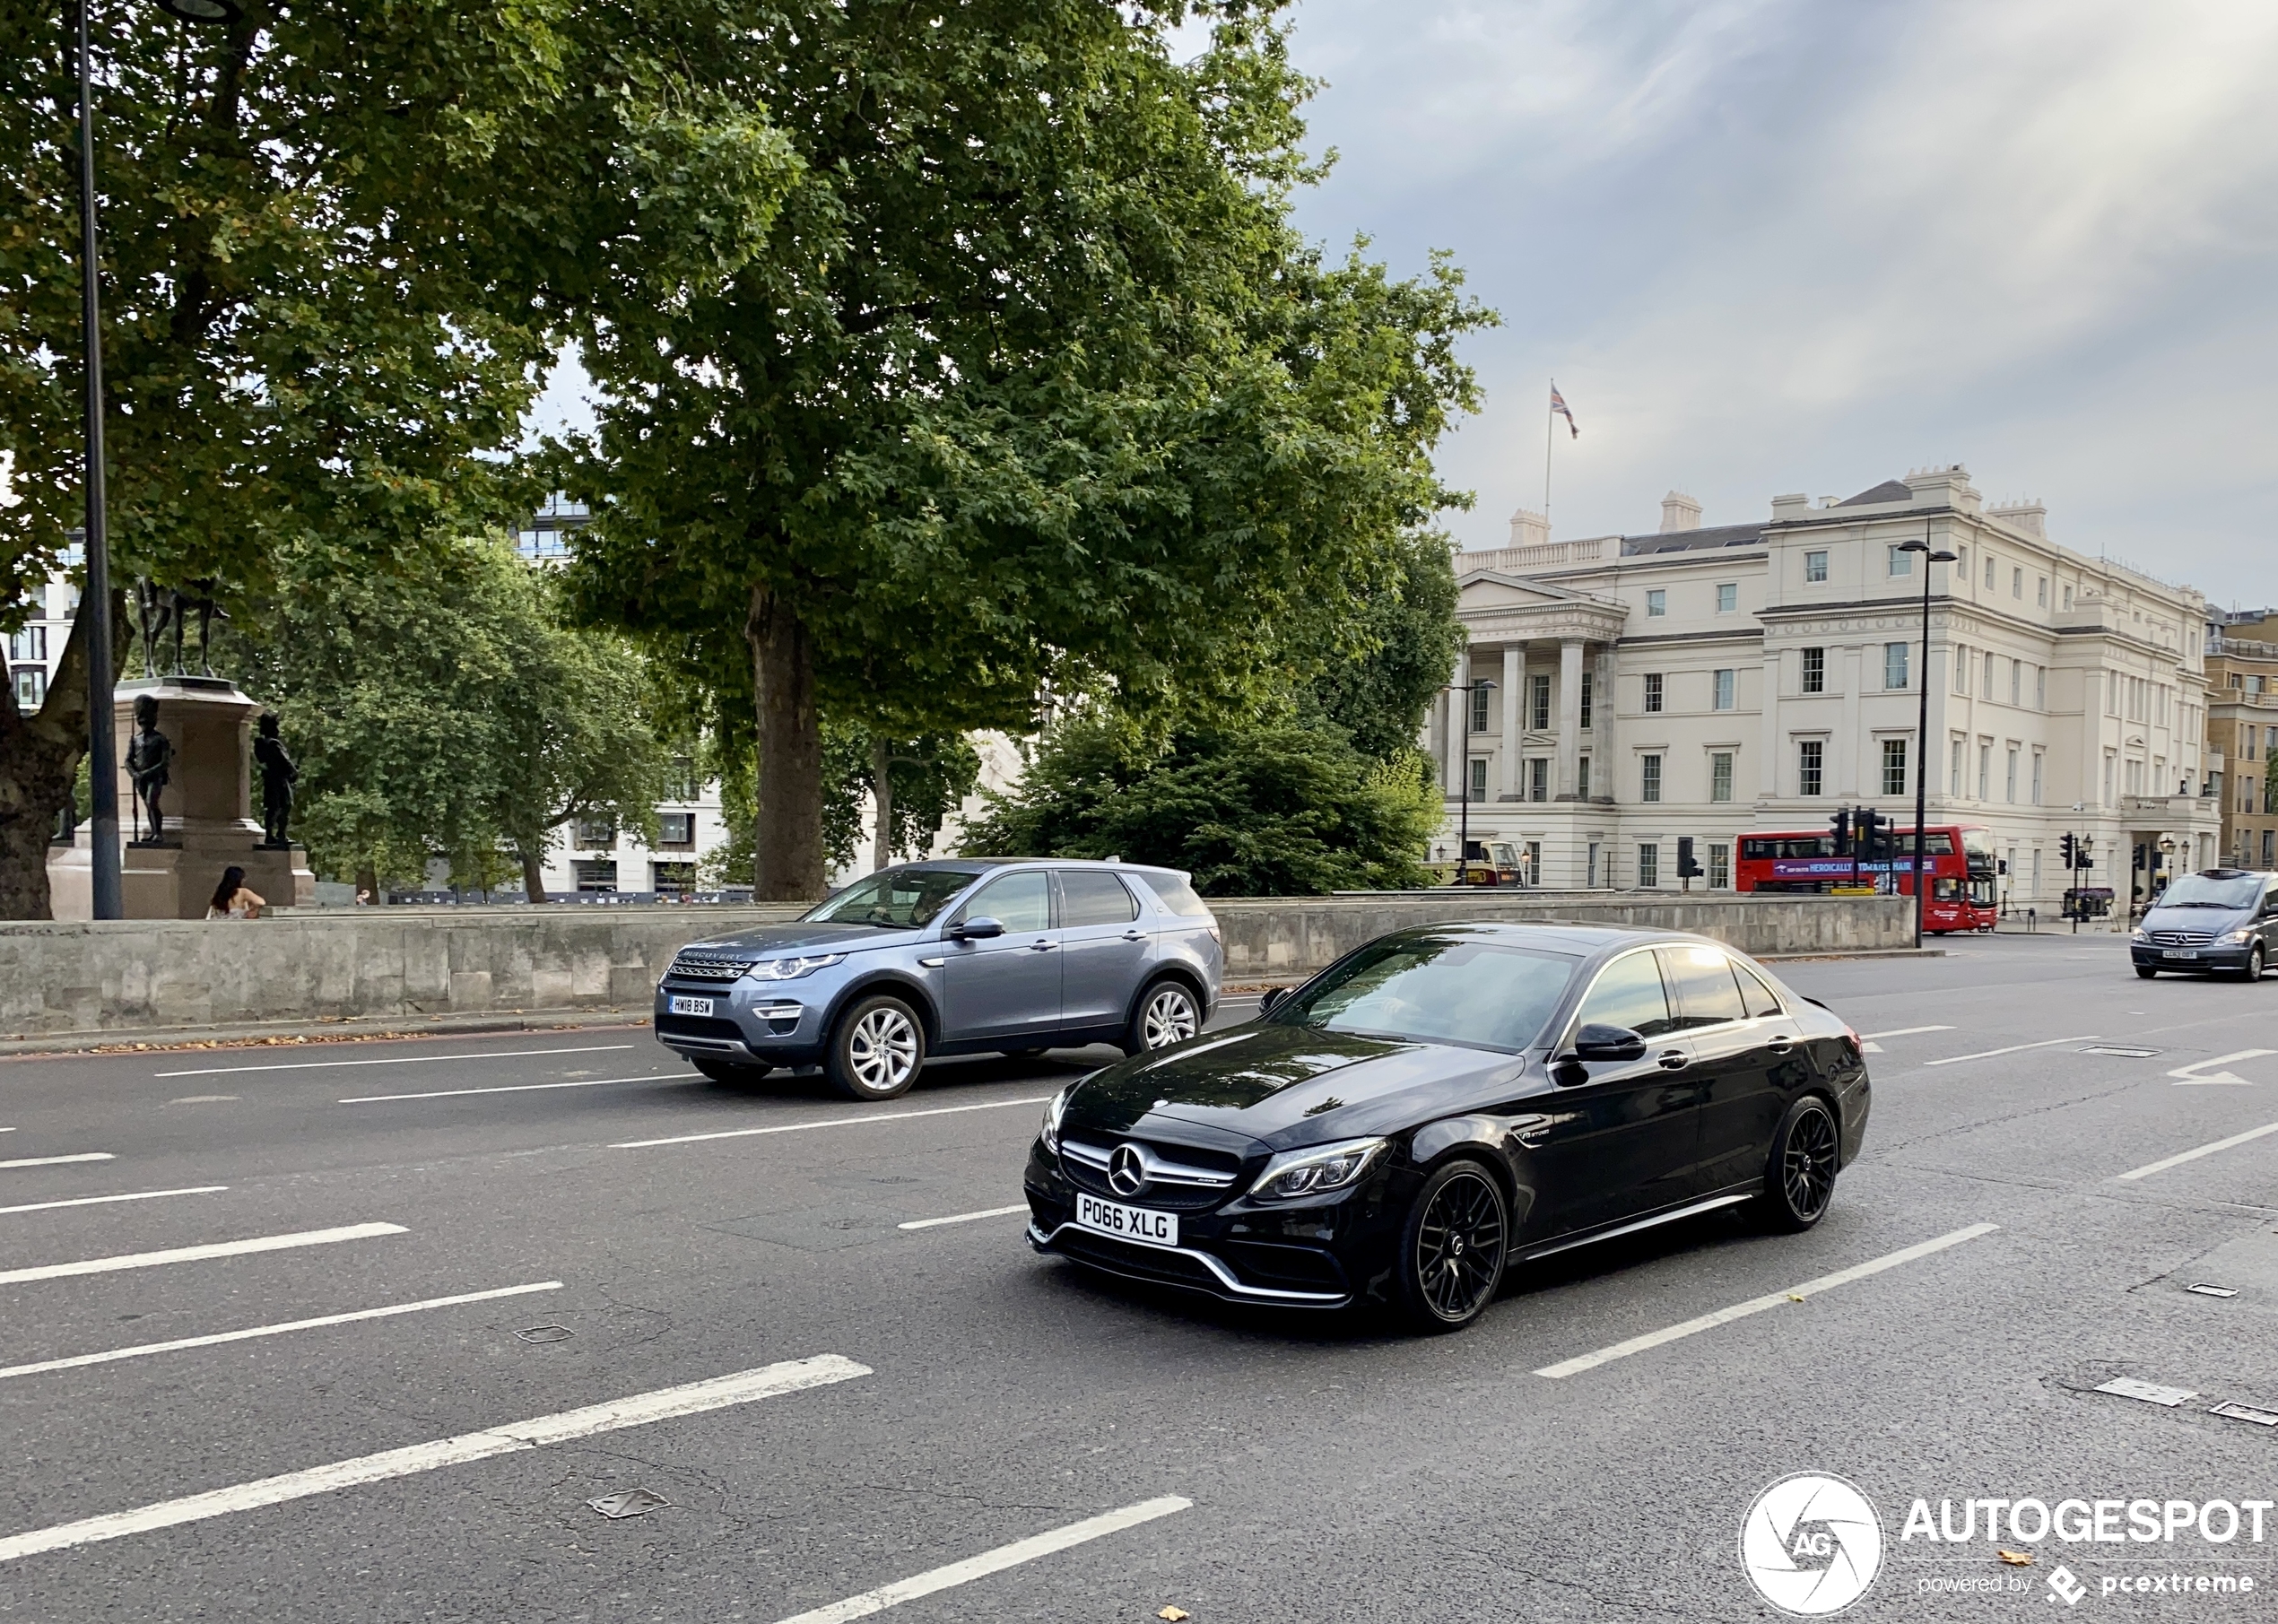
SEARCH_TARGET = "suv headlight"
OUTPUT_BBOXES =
[1039,1085,1073,1155]
[743,953,846,982]
[1252,1137,1388,1202]
[2130,927,2148,942]
[2219,927,2254,945]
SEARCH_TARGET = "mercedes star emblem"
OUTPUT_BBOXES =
[1107,1143,1147,1196]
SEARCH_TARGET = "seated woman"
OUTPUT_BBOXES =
[205,865,266,921]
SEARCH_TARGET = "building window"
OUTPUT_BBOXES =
[1579,671,1594,730]
[1638,843,1660,888]
[1713,668,1735,710]
[1647,589,1666,617]
[2035,665,2046,709]
[572,859,619,892]
[2102,751,2114,805]
[1708,841,1732,890]
[1468,757,1487,802]
[1578,754,1592,798]
[1950,735,1965,796]
[1953,643,1969,693]
[1804,551,1829,582]
[651,861,697,897]
[6,626,46,662]
[1888,544,1912,577]
[1524,840,1542,884]
[1640,753,1662,803]
[658,812,696,848]
[1800,647,1824,694]
[1529,673,1552,730]
[2005,745,2019,803]
[1468,682,1490,733]
[2064,584,2074,609]
[665,755,700,802]
[1710,751,1734,803]
[2010,661,2021,706]
[1984,650,1996,694]
[1643,673,1664,713]
[1798,739,1824,796]
[2030,751,2044,805]
[2013,567,2023,598]
[1978,741,1993,799]
[1882,739,1908,797]
[1884,642,1909,690]
[1528,758,1548,802]
[1587,842,1601,887]
[575,818,617,847]
[11,666,42,710]
[2031,848,2042,897]
[2037,576,2048,607]
[1716,583,1737,612]
[1985,555,1996,589]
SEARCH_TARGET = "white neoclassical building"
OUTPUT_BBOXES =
[1428,465,2222,910]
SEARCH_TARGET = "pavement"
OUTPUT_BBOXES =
[1,934,2274,1621]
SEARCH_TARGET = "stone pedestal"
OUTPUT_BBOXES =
[48,678,317,920]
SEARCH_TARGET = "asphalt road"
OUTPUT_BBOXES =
[2,933,2274,1622]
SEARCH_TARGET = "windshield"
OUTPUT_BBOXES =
[2153,873,2264,910]
[803,866,983,928]
[1270,936,1577,1052]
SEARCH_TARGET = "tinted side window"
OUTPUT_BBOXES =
[1575,951,1679,1039]
[1661,942,1746,1029]
[1137,872,1213,917]
[1731,960,1787,1019]
[1058,870,1138,927]
[960,872,1052,933]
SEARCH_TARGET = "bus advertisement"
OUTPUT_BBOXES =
[1737,823,1998,933]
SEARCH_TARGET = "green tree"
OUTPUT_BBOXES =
[557,1,1491,901]
[1301,529,1465,761]
[961,711,1439,895]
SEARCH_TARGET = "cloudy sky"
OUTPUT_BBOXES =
[1276,0,2278,607]
[527,0,2278,607]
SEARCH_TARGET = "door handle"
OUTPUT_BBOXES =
[1122,929,1146,941]
[1767,1035,1795,1054]
[1030,938,1058,951]
[1656,1049,1690,1071]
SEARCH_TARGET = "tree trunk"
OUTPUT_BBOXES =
[747,585,826,900]
[518,845,550,904]
[871,734,894,873]
[0,600,106,920]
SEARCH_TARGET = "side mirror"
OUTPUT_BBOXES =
[950,916,1005,941]
[1259,986,1289,1016]
[1566,1023,1647,1064]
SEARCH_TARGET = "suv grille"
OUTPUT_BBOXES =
[1060,1135,1250,1212]
[667,952,751,982]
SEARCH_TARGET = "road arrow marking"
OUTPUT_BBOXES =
[2168,1049,2277,1086]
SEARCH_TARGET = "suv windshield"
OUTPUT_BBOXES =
[804,866,983,928]
[1271,936,1577,1052]
[2154,873,2264,910]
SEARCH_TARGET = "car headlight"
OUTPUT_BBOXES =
[1039,1085,1073,1155]
[743,953,846,982]
[1252,1137,1388,1202]
[2219,928,2254,945]
[2130,927,2148,942]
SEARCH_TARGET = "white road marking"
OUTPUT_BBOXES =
[2117,1121,2278,1182]
[1861,1041,1882,1054]
[613,1095,1053,1151]
[767,1496,1192,1624]
[0,1222,405,1288]
[0,1185,226,1217]
[0,1153,115,1170]
[153,1044,637,1079]
[0,1353,868,1565]
[0,1281,562,1382]
[2167,1049,2278,1087]
[1858,1025,1956,1040]
[1532,1223,2001,1378]
[1921,1035,2099,1066]
[897,1204,1030,1232]
[341,1073,673,1105]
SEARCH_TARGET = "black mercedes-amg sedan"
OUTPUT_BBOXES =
[1024,923,1870,1332]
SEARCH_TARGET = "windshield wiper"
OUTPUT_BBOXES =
[2160,899,2232,908]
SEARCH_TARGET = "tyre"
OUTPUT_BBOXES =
[826,994,926,1101]
[2242,943,2265,984]
[2135,964,2159,979]
[1393,1159,1509,1333]
[1125,978,1201,1054]
[693,1057,770,1084]
[1756,1095,1841,1233]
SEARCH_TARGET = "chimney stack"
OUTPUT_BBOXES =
[1509,508,1550,550]
[1659,491,1702,533]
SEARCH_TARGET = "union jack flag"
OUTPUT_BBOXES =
[1550,383,1579,439]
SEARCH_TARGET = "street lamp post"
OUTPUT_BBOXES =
[1440,678,1496,884]
[69,0,240,919]
[1899,525,1959,951]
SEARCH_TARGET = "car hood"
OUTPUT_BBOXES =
[2142,904,2249,934]
[1065,1022,1529,1146]
[682,922,918,958]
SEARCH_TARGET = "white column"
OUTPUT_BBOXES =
[1592,643,1616,796]
[1760,647,1783,796]
[1500,644,1524,799]
[1837,644,1863,798]
[1555,638,1584,800]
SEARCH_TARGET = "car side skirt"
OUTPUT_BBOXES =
[1521,1190,1758,1263]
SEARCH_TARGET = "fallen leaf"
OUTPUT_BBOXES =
[1158,1610,1190,1621]
[1786,1293,1805,1303]
[1998,1550,2034,1567]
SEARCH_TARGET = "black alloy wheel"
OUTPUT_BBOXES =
[1760,1096,1839,1232]
[1395,1159,1509,1333]
[694,1057,770,1085]
[2243,943,2266,984]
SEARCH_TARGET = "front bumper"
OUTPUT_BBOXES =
[2131,943,2254,971]
[654,981,828,1067]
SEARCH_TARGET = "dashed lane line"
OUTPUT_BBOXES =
[897,1204,1030,1231]
[154,1044,637,1079]
[2117,1121,2278,1182]
[613,1095,1053,1151]
[341,1072,677,1105]
[0,1185,226,1217]
[1858,1026,1955,1040]
[0,1153,115,1170]
[1921,1036,2099,1067]
[767,1496,1192,1624]
[0,1281,562,1382]
[1532,1223,2001,1378]
[0,1354,869,1564]
[0,1222,406,1288]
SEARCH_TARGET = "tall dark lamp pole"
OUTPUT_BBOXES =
[1898,527,1959,949]
[1440,678,1496,884]
[71,0,239,919]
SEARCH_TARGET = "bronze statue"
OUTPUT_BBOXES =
[133,578,174,678]
[254,711,298,847]
[125,693,174,845]
[131,577,230,677]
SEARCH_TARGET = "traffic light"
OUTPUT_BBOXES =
[1856,806,1884,863]
[1830,807,1853,856]
[2059,832,2076,870]
[1676,837,1704,879]
[2077,838,2093,871]
[2134,842,2147,872]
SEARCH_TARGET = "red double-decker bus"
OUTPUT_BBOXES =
[1736,823,1998,933]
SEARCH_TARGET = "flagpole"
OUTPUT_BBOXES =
[1543,379,1555,520]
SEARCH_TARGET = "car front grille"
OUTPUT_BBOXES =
[1059,1135,1249,1212]
[656,1013,745,1043]
[666,953,752,982]
[2149,930,2214,947]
